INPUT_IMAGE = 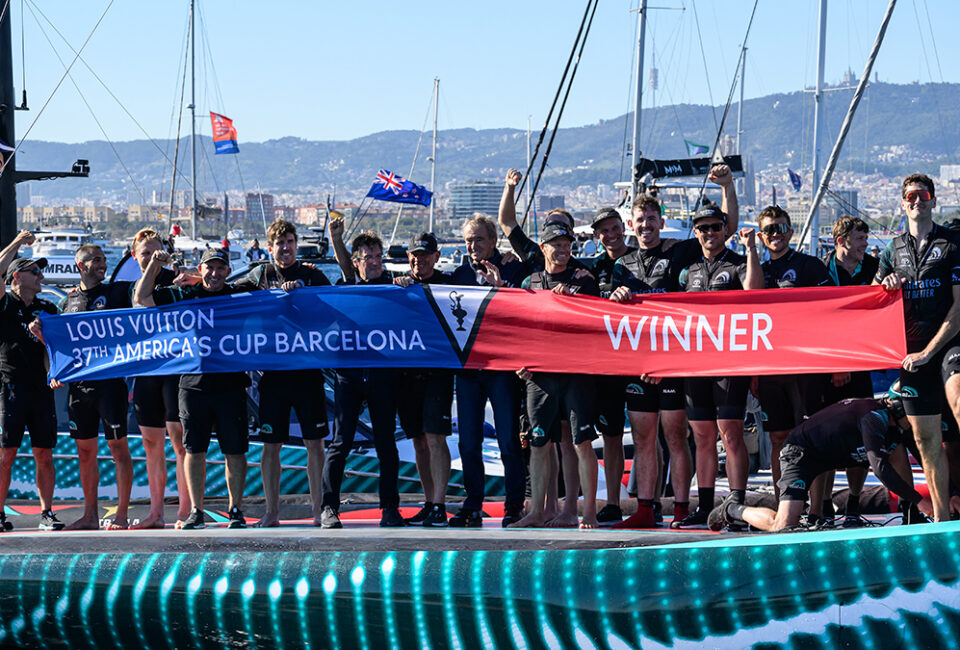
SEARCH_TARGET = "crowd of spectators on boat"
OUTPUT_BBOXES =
[0,167,957,534]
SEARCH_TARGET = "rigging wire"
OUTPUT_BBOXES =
[0,0,115,179]
[168,34,190,232]
[23,0,146,204]
[386,87,435,246]
[689,0,719,134]
[521,0,599,228]
[513,0,594,203]
[25,0,196,193]
[618,0,639,182]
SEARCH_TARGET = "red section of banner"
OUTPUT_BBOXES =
[465,285,906,377]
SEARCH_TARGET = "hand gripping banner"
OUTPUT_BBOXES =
[41,284,906,383]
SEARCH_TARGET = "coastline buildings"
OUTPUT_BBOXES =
[449,180,500,220]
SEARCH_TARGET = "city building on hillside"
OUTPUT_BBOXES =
[450,181,500,221]
[18,205,116,226]
[537,195,565,212]
[246,192,275,223]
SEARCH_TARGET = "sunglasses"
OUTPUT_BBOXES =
[904,189,931,203]
[760,223,792,236]
[20,267,42,276]
[694,222,724,234]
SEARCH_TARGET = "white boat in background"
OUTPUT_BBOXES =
[26,228,93,286]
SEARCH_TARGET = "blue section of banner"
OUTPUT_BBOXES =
[41,285,461,382]
[214,139,239,154]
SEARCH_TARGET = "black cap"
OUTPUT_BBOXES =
[692,204,727,223]
[5,257,47,283]
[199,248,230,265]
[541,222,575,244]
[591,207,622,229]
[408,232,439,254]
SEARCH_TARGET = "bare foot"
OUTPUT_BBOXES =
[254,513,280,528]
[174,519,186,530]
[545,513,580,528]
[507,512,547,528]
[131,513,165,529]
[106,518,129,530]
[579,517,599,530]
[65,516,100,531]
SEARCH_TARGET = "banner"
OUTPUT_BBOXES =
[41,285,906,383]
[210,112,239,154]
[635,155,744,180]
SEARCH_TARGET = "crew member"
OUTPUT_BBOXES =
[235,219,331,528]
[875,173,960,521]
[755,205,831,498]
[135,248,252,530]
[320,224,404,528]
[56,244,134,530]
[708,392,932,531]
[583,207,635,524]
[393,232,456,526]
[511,222,603,529]
[0,231,62,532]
[674,204,762,526]
[498,168,579,271]
[129,228,189,529]
[449,214,528,527]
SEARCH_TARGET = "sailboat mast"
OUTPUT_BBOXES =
[809,0,828,256]
[630,0,647,199]
[189,0,198,241]
[429,77,438,234]
[737,48,747,196]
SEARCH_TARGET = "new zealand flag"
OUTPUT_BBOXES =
[366,169,432,207]
[787,168,802,191]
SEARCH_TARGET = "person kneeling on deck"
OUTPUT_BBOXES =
[0,232,63,532]
[708,390,932,532]
[57,244,135,530]
[234,219,332,528]
[135,249,254,530]
[511,222,607,529]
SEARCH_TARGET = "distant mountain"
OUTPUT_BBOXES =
[13,82,960,203]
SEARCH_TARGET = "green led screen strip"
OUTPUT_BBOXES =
[0,522,958,648]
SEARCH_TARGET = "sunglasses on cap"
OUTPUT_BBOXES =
[903,189,931,203]
[760,223,791,236]
[694,222,724,234]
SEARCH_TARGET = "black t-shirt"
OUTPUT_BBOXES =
[875,224,960,348]
[336,272,394,286]
[59,281,133,314]
[507,227,545,271]
[821,252,880,287]
[616,238,701,294]
[785,397,921,503]
[522,266,601,297]
[0,292,59,386]
[153,283,253,392]
[582,247,635,297]
[678,249,749,292]
[236,261,331,290]
[762,250,832,289]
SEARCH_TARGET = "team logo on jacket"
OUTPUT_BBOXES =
[625,383,644,395]
[92,296,108,309]
[424,285,495,363]
[780,269,797,284]
[652,259,669,276]
[712,271,731,286]
[929,247,943,261]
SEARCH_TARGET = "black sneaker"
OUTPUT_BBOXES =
[379,507,407,528]
[671,507,709,529]
[227,507,246,529]
[707,494,738,531]
[842,514,865,528]
[38,510,63,531]
[404,503,435,525]
[596,504,623,524]
[181,508,206,530]
[422,504,448,527]
[320,505,342,529]
[0,512,13,532]
[501,504,524,528]
[449,508,483,528]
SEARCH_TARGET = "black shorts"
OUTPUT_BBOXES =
[397,370,453,437]
[758,375,804,432]
[777,443,825,501]
[822,370,874,406]
[258,374,329,443]
[685,376,750,422]
[68,380,128,441]
[625,377,685,413]
[133,375,180,428]
[179,388,249,455]
[898,339,960,417]
[525,373,596,447]
[594,375,626,437]
[0,383,57,449]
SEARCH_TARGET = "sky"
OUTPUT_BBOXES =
[7,0,960,145]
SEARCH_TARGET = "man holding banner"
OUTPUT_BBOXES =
[234,219,331,528]
[674,204,762,527]
[135,248,253,530]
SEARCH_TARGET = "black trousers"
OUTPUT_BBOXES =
[321,369,400,510]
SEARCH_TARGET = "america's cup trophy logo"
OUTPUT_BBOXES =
[449,291,468,331]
